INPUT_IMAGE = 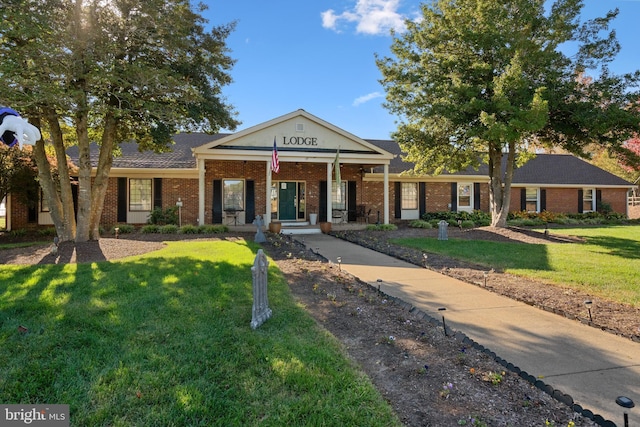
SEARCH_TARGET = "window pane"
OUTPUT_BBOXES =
[583,189,594,211]
[129,179,152,211]
[223,179,244,211]
[525,188,538,212]
[458,184,471,207]
[401,182,418,209]
[332,181,346,210]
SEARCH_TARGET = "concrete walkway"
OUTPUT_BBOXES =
[299,233,640,426]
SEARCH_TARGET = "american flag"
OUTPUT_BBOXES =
[271,137,280,173]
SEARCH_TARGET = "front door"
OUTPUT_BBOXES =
[278,182,297,221]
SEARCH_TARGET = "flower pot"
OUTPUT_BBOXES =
[269,221,282,234]
[319,222,332,234]
[309,213,317,225]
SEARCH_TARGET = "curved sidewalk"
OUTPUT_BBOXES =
[299,233,640,426]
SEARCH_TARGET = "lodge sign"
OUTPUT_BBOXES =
[282,136,318,146]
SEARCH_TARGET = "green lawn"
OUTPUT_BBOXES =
[0,240,401,426]
[392,225,640,307]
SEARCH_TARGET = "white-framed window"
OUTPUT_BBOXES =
[332,181,346,210]
[525,188,539,212]
[458,183,472,210]
[401,182,418,210]
[129,178,152,211]
[583,188,595,212]
[223,179,244,211]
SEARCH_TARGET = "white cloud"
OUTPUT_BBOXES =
[353,91,384,106]
[321,0,407,35]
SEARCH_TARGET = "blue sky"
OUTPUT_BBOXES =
[205,1,640,140]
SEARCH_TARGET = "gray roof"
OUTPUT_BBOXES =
[67,133,633,187]
[67,133,230,169]
[365,139,632,186]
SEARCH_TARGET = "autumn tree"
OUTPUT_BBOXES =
[0,0,239,241]
[377,0,640,227]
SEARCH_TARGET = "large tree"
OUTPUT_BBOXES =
[377,0,640,227]
[1,0,239,241]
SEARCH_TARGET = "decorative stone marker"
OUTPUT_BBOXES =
[253,215,266,243]
[438,220,448,240]
[250,249,272,329]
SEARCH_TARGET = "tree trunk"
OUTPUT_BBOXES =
[75,109,93,242]
[488,144,516,228]
[88,111,117,240]
[35,110,76,242]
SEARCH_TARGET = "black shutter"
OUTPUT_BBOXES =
[450,183,457,212]
[245,180,255,223]
[319,181,327,222]
[474,183,481,210]
[394,182,401,219]
[419,182,426,218]
[27,206,37,223]
[348,181,357,222]
[212,180,222,224]
[117,178,127,222]
[520,188,527,211]
[578,189,584,214]
[153,178,162,209]
[540,189,546,212]
[596,189,602,212]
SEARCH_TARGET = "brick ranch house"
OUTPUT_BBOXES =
[4,109,637,231]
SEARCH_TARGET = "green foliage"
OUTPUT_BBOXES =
[366,224,398,231]
[159,224,179,234]
[37,227,56,236]
[409,220,433,229]
[0,241,401,426]
[147,206,179,226]
[179,224,199,234]
[112,224,135,234]
[393,225,640,306]
[0,0,240,240]
[377,0,640,225]
[198,224,229,234]
[141,224,160,234]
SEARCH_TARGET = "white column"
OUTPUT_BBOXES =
[327,162,333,223]
[266,160,272,225]
[198,158,205,226]
[383,164,389,224]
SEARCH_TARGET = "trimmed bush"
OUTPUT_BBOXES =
[365,224,398,231]
[198,224,229,234]
[141,224,160,234]
[112,224,135,234]
[179,224,199,234]
[147,206,179,225]
[409,220,433,229]
[160,224,179,234]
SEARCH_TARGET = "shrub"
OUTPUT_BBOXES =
[409,220,432,229]
[179,224,199,234]
[112,224,135,234]
[198,224,229,234]
[365,224,398,231]
[141,224,160,234]
[147,206,179,225]
[160,224,179,234]
[8,229,27,237]
[460,220,475,229]
[37,227,56,236]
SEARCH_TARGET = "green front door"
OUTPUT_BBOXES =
[278,182,297,221]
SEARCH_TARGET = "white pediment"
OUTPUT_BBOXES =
[192,109,393,164]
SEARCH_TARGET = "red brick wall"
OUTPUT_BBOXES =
[510,187,629,214]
